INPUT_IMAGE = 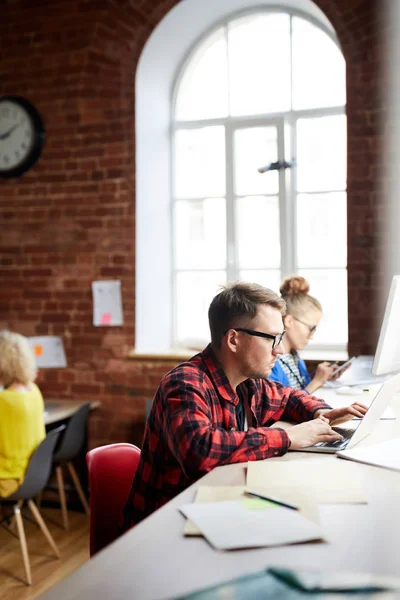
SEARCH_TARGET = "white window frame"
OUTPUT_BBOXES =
[171,9,346,351]
[134,0,341,354]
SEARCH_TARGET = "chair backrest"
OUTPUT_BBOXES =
[5,425,66,502]
[86,443,141,557]
[54,402,91,462]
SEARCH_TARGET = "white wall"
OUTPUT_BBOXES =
[135,0,334,352]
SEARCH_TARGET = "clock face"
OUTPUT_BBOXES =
[0,96,45,178]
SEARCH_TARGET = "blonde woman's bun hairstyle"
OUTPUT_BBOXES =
[280,276,321,316]
[280,276,310,298]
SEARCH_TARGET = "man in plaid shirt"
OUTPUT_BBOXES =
[123,283,367,529]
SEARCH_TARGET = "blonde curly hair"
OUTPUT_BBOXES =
[0,331,37,386]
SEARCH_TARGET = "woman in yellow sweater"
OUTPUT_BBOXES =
[0,331,45,497]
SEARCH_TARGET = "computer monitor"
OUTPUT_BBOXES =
[372,275,400,375]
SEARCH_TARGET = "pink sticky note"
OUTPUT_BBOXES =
[100,312,112,325]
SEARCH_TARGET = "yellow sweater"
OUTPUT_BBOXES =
[0,383,45,480]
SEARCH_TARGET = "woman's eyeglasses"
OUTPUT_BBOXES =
[293,316,317,335]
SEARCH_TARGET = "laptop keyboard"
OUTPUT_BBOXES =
[313,426,355,449]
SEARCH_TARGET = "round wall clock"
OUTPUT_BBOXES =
[0,95,45,178]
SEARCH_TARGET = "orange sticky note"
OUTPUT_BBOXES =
[34,345,43,357]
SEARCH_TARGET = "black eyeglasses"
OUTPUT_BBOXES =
[293,316,317,335]
[225,328,286,350]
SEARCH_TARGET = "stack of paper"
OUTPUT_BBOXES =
[324,356,389,388]
[184,486,246,536]
[180,498,324,551]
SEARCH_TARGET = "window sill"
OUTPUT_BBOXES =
[300,349,348,362]
[129,347,348,364]
[128,348,195,362]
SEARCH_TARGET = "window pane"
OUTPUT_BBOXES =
[234,127,278,195]
[297,192,347,268]
[176,271,226,344]
[175,198,226,269]
[174,127,226,198]
[240,269,281,293]
[298,269,348,345]
[228,13,291,116]
[292,17,346,110]
[175,28,229,121]
[297,116,346,192]
[236,196,280,268]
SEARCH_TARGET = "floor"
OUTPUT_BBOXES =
[0,507,90,600]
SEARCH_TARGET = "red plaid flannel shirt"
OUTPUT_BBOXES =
[123,344,331,528]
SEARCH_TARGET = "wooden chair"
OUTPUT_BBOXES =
[0,425,65,585]
[86,443,141,556]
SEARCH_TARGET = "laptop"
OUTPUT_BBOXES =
[295,373,400,454]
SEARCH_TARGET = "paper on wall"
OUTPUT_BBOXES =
[28,336,67,368]
[92,280,124,326]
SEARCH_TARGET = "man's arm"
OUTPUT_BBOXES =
[313,402,368,425]
[273,384,332,423]
[259,382,345,449]
[162,380,290,477]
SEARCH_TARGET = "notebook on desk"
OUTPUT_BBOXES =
[295,373,400,454]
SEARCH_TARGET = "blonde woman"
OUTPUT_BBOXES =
[269,276,337,394]
[0,331,45,497]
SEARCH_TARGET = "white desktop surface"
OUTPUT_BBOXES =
[317,384,399,423]
[39,412,400,600]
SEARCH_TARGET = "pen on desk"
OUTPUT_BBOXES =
[244,489,298,511]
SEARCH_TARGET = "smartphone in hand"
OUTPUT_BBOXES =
[331,356,356,378]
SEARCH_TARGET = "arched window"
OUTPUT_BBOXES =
[172,9,346,351]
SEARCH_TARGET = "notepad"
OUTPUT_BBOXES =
[180,499,324,550]
[184,486,246,536]
[247,458,367,504]
[184,485,320,538]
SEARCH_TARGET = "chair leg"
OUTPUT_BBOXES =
[66,462,90,515]
[27,500,60,558]
[36,491,43,509]
[14,504,32,585]
[8,499,23,531]
[55,465,69,530]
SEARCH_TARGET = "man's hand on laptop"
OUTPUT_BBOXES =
[313,403,368,426]
[287,419,343,450]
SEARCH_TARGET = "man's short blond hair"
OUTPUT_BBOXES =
[0,331,37,386]
[208,282,286,348]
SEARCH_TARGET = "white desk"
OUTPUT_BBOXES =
[317,385,399,425]
[39,416,400,600]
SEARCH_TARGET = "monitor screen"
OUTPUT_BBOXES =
[372,275,400,375]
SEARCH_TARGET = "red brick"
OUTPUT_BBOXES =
[0,0,383,448]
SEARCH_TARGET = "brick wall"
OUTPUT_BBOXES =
[0,0,383,448]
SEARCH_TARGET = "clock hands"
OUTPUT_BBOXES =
[0,124,20,141]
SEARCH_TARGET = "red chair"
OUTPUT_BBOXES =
[86,443,141,557]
